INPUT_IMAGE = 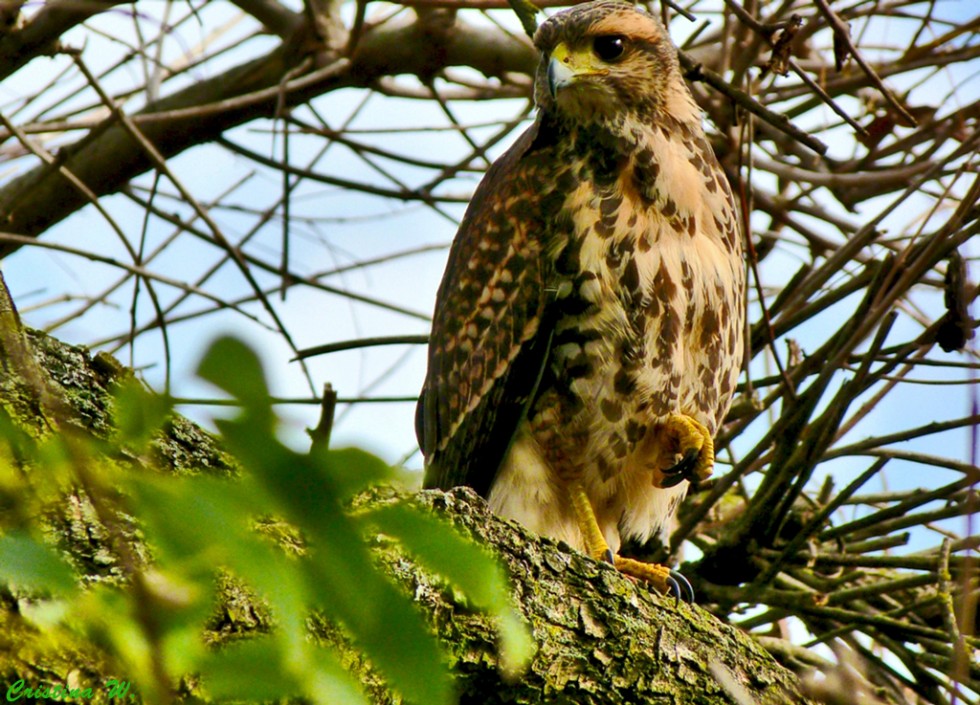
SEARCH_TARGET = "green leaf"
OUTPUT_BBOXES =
[194,335,456,704]
[308,556,454,705]
[0,532,76,594]
[200,637,370,705]
[365,503,506,606]
[196,336,274,430]
[199,637,303,701]
[131,473,305,600]
[129,474,259,566]
[112,378,173,446]
[129,473,323,691]
[222,431,452,703]
[496,608,536,678]
[363,501,535,677]
[313,446,393,501]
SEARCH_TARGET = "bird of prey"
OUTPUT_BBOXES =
[416,0,744,597]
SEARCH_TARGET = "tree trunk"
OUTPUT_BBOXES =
[0,305,811,704]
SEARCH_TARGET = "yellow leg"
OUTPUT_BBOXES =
[567,479,693,601]
[568,479,612,561]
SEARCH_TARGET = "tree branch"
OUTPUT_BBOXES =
[0,13,534,257]
[0,0,132,82]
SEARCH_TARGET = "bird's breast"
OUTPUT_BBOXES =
[534,147,743,464]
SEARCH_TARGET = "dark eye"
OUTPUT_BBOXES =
[593,35,626,62]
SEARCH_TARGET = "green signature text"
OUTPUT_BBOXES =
[6,679,134,701]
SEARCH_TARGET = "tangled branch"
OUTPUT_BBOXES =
[0,1,975,703]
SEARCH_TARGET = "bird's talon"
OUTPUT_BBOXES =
[661,447,700,487]
[660,473,685,488]
[661,465,690,486]
[612,555,695,603]
[603,548,615,565]
[670,569,695,603]
[652,414,715,486]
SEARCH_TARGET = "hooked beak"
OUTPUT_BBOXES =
[547,43,576,99]
[546,41,607,99]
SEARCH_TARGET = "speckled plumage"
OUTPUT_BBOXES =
[417,1,744,559]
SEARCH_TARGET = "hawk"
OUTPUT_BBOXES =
[416,0,744,597]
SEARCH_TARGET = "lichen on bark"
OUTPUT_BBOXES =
[365,487,813,705]
[0,318,812,704]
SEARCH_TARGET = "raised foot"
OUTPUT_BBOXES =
[611,555,695,603]
[657,413,714,488]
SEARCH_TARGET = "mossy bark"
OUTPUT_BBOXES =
[357,487,813,705]
[0,308,812,704]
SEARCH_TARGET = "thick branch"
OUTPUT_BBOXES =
[0,14,533,258]
[0,0,132,82]
[378,488,816,705]
[230,0,302,37]
[0,326,814,705]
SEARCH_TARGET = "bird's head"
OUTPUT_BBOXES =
[533,1,697,128]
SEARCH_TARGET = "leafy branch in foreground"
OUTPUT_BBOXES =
[0,334,531,704]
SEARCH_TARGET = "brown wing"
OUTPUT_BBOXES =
[416,116,563,497]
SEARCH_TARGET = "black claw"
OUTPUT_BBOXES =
[669,569,696,604]
[603,548,615,565]
[661,448,701,487]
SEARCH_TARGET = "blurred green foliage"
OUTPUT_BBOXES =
[0,335,531,704]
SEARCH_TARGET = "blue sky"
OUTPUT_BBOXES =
[2,1,976,504]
